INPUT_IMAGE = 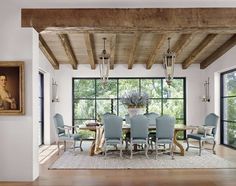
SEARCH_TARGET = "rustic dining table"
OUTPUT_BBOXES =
[79,124,197,156]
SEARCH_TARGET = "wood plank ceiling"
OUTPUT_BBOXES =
[21,8,236,70]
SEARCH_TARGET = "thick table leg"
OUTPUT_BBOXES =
[173,130,185,156]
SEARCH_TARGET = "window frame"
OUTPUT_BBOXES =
[220,68,236,149]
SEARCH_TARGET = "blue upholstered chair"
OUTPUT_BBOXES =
[104,115,123,158]
[53,113,83,154]
[144,112,160,149]
[155,115,175,160]
[130,115,149,159]
[186,113,219,156]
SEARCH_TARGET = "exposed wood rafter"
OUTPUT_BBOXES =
[128,33,141,69]
[200,34,236,69]
[58,34,78,69]
[146,34,166,69]
[84,33,96,69]
[39,34,59,69]
[172,34,193,56]
[22,9,236,33]
[182,34,217,69]
[110,34,117,70]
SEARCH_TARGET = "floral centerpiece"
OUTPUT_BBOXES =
[121,91,149,117]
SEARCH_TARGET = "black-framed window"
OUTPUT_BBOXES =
[73,78,186,128]
[220,69,236,149]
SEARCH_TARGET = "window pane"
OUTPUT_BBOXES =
[74,100,95,119]
[223,122,236,148]
[74,79,95,98]
[148,99,162,115]
[163,79,184,98]
[223,97,236,122]
[223,71,236,97]
[163,99,184,119]
[97,99,117,116]
[119,100,128,118]
[96,79,117,98]
[141,79,161,98]
[119,79,139,97]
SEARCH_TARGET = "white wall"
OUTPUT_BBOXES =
[0,2,37,181]
[203,46,236,143]
[55,64,205,127]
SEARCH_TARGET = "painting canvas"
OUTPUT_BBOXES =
[0,61,24,115]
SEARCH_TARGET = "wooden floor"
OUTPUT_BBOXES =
[1,144,236,186]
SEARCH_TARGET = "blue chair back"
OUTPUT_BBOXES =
[130,115,149,139]
[156,115,175,139]
[204,113,219,136]
[125,114,131,124]
[104,115,123,139]
[144,112,159,126]
[101,112,116,124]
[53,113,65,135]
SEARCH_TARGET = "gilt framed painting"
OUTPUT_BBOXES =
[0,61,24,115]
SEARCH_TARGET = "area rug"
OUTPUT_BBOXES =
[49,148,236,169]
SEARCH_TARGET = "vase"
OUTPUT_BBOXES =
[128,107,144,118]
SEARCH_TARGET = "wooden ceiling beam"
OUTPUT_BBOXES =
[146,34,167,69]
[84,33,96,69]
[58,34,78,69]
[128,33,141,69]
[182,34,217,69]
[39,34,59,69]
[172,34,193,56]
[22,8,236,33]
[110,34,117,70]
[200,34,236,69]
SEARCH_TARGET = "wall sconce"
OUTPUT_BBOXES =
[52,79,59,102]
[202,77,210,102]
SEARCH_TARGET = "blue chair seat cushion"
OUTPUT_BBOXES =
[131,138,147,144]
[106,138,122,145]
[155,139,173,144]
[187,134,214,141]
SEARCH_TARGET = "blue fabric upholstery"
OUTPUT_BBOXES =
[53,113,83,154]
[130,115,149,159]
[186,113,219,156]
[144,112,159,126]
[103,115,123,157]
[155,115,175,159]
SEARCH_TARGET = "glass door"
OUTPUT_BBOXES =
[220,69,236,148]
[38,72,44,146]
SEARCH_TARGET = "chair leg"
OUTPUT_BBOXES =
[171,143,174,160]
[145,141,149,159]
[213,140,216,154]
[130,140,133,159]
[155,142,158,160]
[57,141,60,155]
[104,141,107,158]
[64,141,66,152]
[120,142,123,158]
[80,139,83,151]
[186,137,189,151]
[199,140,202,156]
[73,140,76,152]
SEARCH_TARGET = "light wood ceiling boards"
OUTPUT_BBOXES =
[22,8,236,70]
